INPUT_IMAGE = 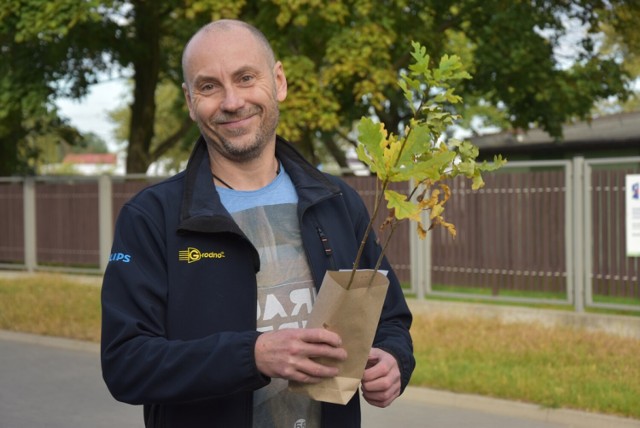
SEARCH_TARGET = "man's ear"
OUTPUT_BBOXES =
[274,61,287,102]
[182,83,196,121]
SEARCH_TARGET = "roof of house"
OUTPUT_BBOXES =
[471,111,640,158]
[62,153,118,165]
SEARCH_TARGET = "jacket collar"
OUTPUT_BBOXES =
[274,135,341,212]
[178,135,341,230]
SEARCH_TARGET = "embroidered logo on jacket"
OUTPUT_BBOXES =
[109,252,131,263]
[178,247,225,263]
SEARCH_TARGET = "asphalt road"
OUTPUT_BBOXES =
[1,331,638,428]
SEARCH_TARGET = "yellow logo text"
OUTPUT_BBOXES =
[178,247,225,263]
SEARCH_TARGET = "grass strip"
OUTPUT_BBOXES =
[0,274,101,342]
[412,314,640,418]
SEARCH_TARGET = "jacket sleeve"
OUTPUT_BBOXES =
[340,183,416,393]
[101,202,269,405]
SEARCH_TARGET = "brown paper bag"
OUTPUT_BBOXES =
[288,270,390,405]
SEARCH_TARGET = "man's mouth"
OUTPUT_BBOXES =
[216,110,259,126]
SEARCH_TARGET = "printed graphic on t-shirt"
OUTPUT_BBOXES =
[231,203,320,428]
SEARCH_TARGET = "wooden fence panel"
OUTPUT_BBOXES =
[35,181,100,267]
[0,182,24,263]
[431,168,567,298]
[591,168,640,299]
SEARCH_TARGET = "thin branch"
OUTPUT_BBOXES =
[149,116,195,161]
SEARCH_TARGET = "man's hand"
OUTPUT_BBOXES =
[361,348,401,408]
[255,328,347,384]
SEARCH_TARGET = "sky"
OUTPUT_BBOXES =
[55,78,129,152]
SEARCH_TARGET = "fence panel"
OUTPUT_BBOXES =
[0,180,24,265]
[588,160,640,307]
[430,163,568,303]
[35,180,100,267]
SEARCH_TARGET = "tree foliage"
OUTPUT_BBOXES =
[0,0,120,175]
[350,42,505,286]
[2,0,638,175]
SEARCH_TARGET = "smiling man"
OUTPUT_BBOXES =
[101,20,415,428]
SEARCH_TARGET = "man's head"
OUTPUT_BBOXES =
[181,20,287,164]
[182,20,276,89]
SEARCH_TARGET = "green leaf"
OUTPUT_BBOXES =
[390,150,457,182]
[356,117,387,174]
[385,190,421,221]
[472,171,485,190]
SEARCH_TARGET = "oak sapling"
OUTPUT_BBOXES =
[291,42,506,405]
[349,41,506,288]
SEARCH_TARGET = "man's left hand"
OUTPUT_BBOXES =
[360,347,401,408]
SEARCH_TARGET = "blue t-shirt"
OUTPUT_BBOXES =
[217,165,321,428]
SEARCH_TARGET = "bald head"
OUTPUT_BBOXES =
[182,20,276,89]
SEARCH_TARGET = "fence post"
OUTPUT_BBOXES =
[410,178,431,300]
[23,177,37,272]
[98,175,113,273]
[572,156,585,312]
[583,161,593,308]
[410,212,430,300]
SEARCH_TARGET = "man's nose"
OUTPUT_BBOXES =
[220,86,245,111]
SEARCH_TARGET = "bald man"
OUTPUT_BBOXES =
[101,19,415,428]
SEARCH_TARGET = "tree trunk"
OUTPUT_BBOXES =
[0,109,26,176]
[125,1,161,174]
[322,134,349,172]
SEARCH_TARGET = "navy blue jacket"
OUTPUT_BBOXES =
[101,136,415,427]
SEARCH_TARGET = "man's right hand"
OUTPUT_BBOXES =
[254,328,347,383]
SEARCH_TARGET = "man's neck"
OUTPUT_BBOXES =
[209,151,280,191]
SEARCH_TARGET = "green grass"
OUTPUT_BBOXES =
[411,314,640,419]
[2,273,639,419]
[432,284,567,300]
[0,274,101,342]
[427,283,640,317]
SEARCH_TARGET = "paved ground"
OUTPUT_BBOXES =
[1,330,638,428]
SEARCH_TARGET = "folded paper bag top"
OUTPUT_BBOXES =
[288,270,390,405]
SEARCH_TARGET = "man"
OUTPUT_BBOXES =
[101,19,414,428]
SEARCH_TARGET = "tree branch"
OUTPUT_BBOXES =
[149,116,195,161]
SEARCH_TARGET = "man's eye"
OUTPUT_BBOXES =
[240,75,254,84]
[200,83,216,92]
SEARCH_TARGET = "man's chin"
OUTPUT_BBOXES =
[218,140,267,163]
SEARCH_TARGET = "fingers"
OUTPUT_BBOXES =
[362,385,400,408]
[254,328,347,383]
[361,348,391,382]
[361,372,401,408]
[361,348,402,408]
[284,357,339,384]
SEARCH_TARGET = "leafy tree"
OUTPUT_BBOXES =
[255,0,635,155]
[71,132,110,154]
[3,0,638,175]
[0,0,118,175]
[596,1,640,113]
[109,80,199,174]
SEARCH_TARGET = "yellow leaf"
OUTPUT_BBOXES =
[442,220,457,238]
[417,222,427,239]
[429,203,444,220]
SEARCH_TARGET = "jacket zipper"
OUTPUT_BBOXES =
[316,226,336,271]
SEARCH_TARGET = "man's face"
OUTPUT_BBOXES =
[182,27,287,163]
